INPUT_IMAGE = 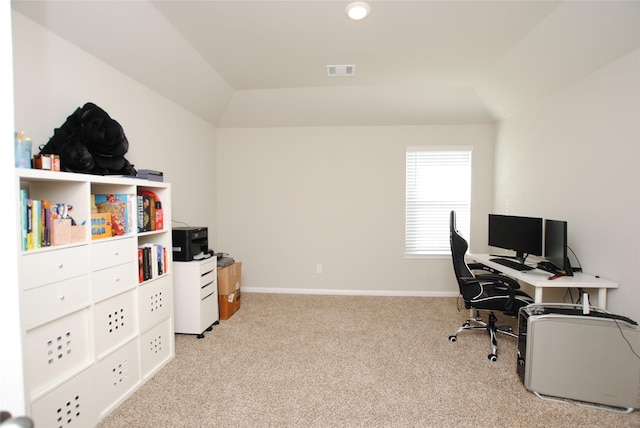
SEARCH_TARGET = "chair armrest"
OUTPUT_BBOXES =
[474,273,521,290]
[468,262,502,275]
[473,273,522,315]
[467,262,486,270]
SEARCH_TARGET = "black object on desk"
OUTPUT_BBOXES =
[536,261,558,273]
[490,257,534,271]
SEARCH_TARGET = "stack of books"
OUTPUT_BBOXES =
[138,243,169,283]
[137,190,163,233]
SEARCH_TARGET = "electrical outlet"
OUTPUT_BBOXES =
[315,264,323,274]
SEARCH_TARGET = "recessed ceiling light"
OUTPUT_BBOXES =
[346,2,370,20]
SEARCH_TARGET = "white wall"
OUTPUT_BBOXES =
[11,11,218,239]
[1,1,25,417]
[217,125,495,295]
[494,49,640,319]
[6,11,218,415]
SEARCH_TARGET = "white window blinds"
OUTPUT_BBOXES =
[405,147,472,255]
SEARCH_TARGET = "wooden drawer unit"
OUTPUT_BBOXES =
[92,261,138,302]
[20,245,90,291]
[94,289,137,358]
[30,366,98,428]
[91,237,137,271]
[23,276,91,328]
[26,308,91,396]
[173,258,219,337]
[138,274,173,333]
[140,318,173,379]
[95,338,141,417]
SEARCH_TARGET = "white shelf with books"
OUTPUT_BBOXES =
[14,168,174,426]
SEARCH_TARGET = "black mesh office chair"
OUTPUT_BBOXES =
[448,210,534,361]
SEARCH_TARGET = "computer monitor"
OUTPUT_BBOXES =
[544,219,573,276]
[488,214,543,264]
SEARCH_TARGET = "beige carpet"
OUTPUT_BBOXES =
[98,293,639,427]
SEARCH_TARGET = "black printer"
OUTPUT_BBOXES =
[172,227,209,261]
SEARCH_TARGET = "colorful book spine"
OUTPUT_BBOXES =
[127,194,136,235]
[26,199,33,250]
[155,201,163,231]
[156,244,163,276]
[138,248,144,283]
[142,246,151,281]
[163,246,168,274]
[42,200,51,247]
[32,199,41,249]
[20,189,28,250]
[137,195,144,233]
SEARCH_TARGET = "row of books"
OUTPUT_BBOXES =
[19,189,83,250]
[19,189,165,251]
[19,189,52,250]
[138,244,169,283]
[137,190,163,233]
[93,191,164,235]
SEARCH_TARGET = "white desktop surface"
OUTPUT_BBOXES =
[467,253,618,309]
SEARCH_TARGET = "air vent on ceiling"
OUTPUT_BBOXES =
[327,65,356,77]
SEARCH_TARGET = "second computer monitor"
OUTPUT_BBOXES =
[488,214,543,263]
[544,219,573,276]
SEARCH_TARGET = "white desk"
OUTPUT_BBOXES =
[468,253,618,309]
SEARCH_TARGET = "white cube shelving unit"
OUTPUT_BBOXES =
[15,169,175,426]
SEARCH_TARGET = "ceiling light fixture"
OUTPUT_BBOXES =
[346,1,370,20]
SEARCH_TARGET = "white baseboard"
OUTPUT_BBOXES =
[241,287,459,298]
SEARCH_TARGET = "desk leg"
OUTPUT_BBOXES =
[598,288,607,310]
[534,287,543,303]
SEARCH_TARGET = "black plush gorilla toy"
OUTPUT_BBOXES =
[39,102,137,176]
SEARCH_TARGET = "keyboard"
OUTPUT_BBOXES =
[489,257,534,271]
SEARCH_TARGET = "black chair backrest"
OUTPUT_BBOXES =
[450,211,478,299]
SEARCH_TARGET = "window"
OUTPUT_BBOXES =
[405,147,472,256]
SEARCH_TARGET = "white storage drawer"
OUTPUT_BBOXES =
[92,261,137,301]
[30,366,97,428]
[95,338,141,417]
[140,318,172,379]
[200,276,216,299]
[91,237,137,271]
[199,291,218,333]
[138,275,173,333]
[173,258,218,336]
[200,264,216,287]
[94,290,137,358]
[26,308,91,396]
[23,276,91,328]
[21,245,90,291]
[199,257,217,275]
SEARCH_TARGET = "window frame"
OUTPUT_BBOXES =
[405,146,472,257]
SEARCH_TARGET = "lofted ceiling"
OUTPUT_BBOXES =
[11,0,640,127]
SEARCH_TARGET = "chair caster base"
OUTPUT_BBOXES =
[488,354,497,362]
[448,335,457,342]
